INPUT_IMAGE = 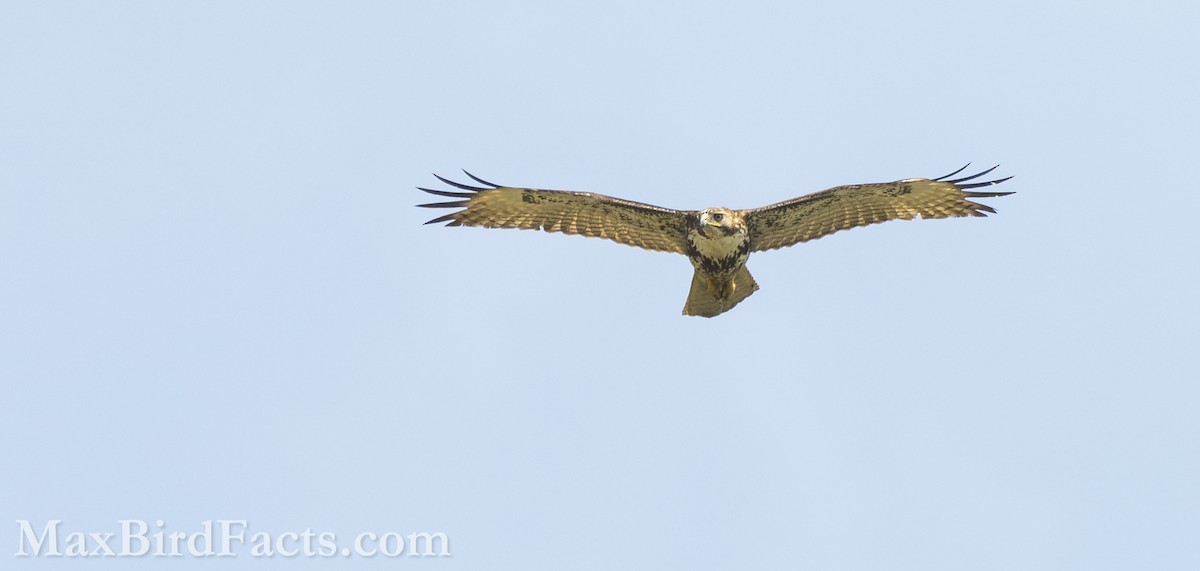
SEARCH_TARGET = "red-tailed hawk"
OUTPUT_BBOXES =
[419,165,1013,317]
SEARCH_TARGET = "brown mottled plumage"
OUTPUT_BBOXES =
[419,165,1013,317]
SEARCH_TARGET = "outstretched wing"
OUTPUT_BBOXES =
[419,172,693,254]
[746,165,1013,252]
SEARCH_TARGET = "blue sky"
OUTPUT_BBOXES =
[2,1,1198,569]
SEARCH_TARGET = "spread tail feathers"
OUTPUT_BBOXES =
[682,266,759,318]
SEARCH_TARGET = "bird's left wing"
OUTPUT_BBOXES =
[746,165,1013,252]
[419,172,693,254]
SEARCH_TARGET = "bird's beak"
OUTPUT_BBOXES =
[704,217,719,227]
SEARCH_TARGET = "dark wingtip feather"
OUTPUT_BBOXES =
[945,164,999,185]
[959,175,1014,190]
[963,189,1015,198]
[932,163,971,182]
[418,187,475,198]
[462,170,502,188]
[416,200,470,209]
[432,173,490,192]
[419,173,486,226]
[424,212,459,225]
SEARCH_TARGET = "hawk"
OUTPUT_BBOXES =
[419,165,1012,317]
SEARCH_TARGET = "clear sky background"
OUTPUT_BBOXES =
[2,1,1198,569]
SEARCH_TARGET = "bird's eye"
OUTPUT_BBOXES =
[712,213,724,222]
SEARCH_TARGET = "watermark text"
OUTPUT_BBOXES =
[15,520,450,558]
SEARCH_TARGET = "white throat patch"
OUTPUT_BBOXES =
[691,227,747,260]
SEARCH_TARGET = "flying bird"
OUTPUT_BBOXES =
[419,165,1013,317]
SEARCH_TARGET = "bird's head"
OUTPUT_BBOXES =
[697,208,741,237]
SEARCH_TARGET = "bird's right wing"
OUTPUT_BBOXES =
[419,172,694,254]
